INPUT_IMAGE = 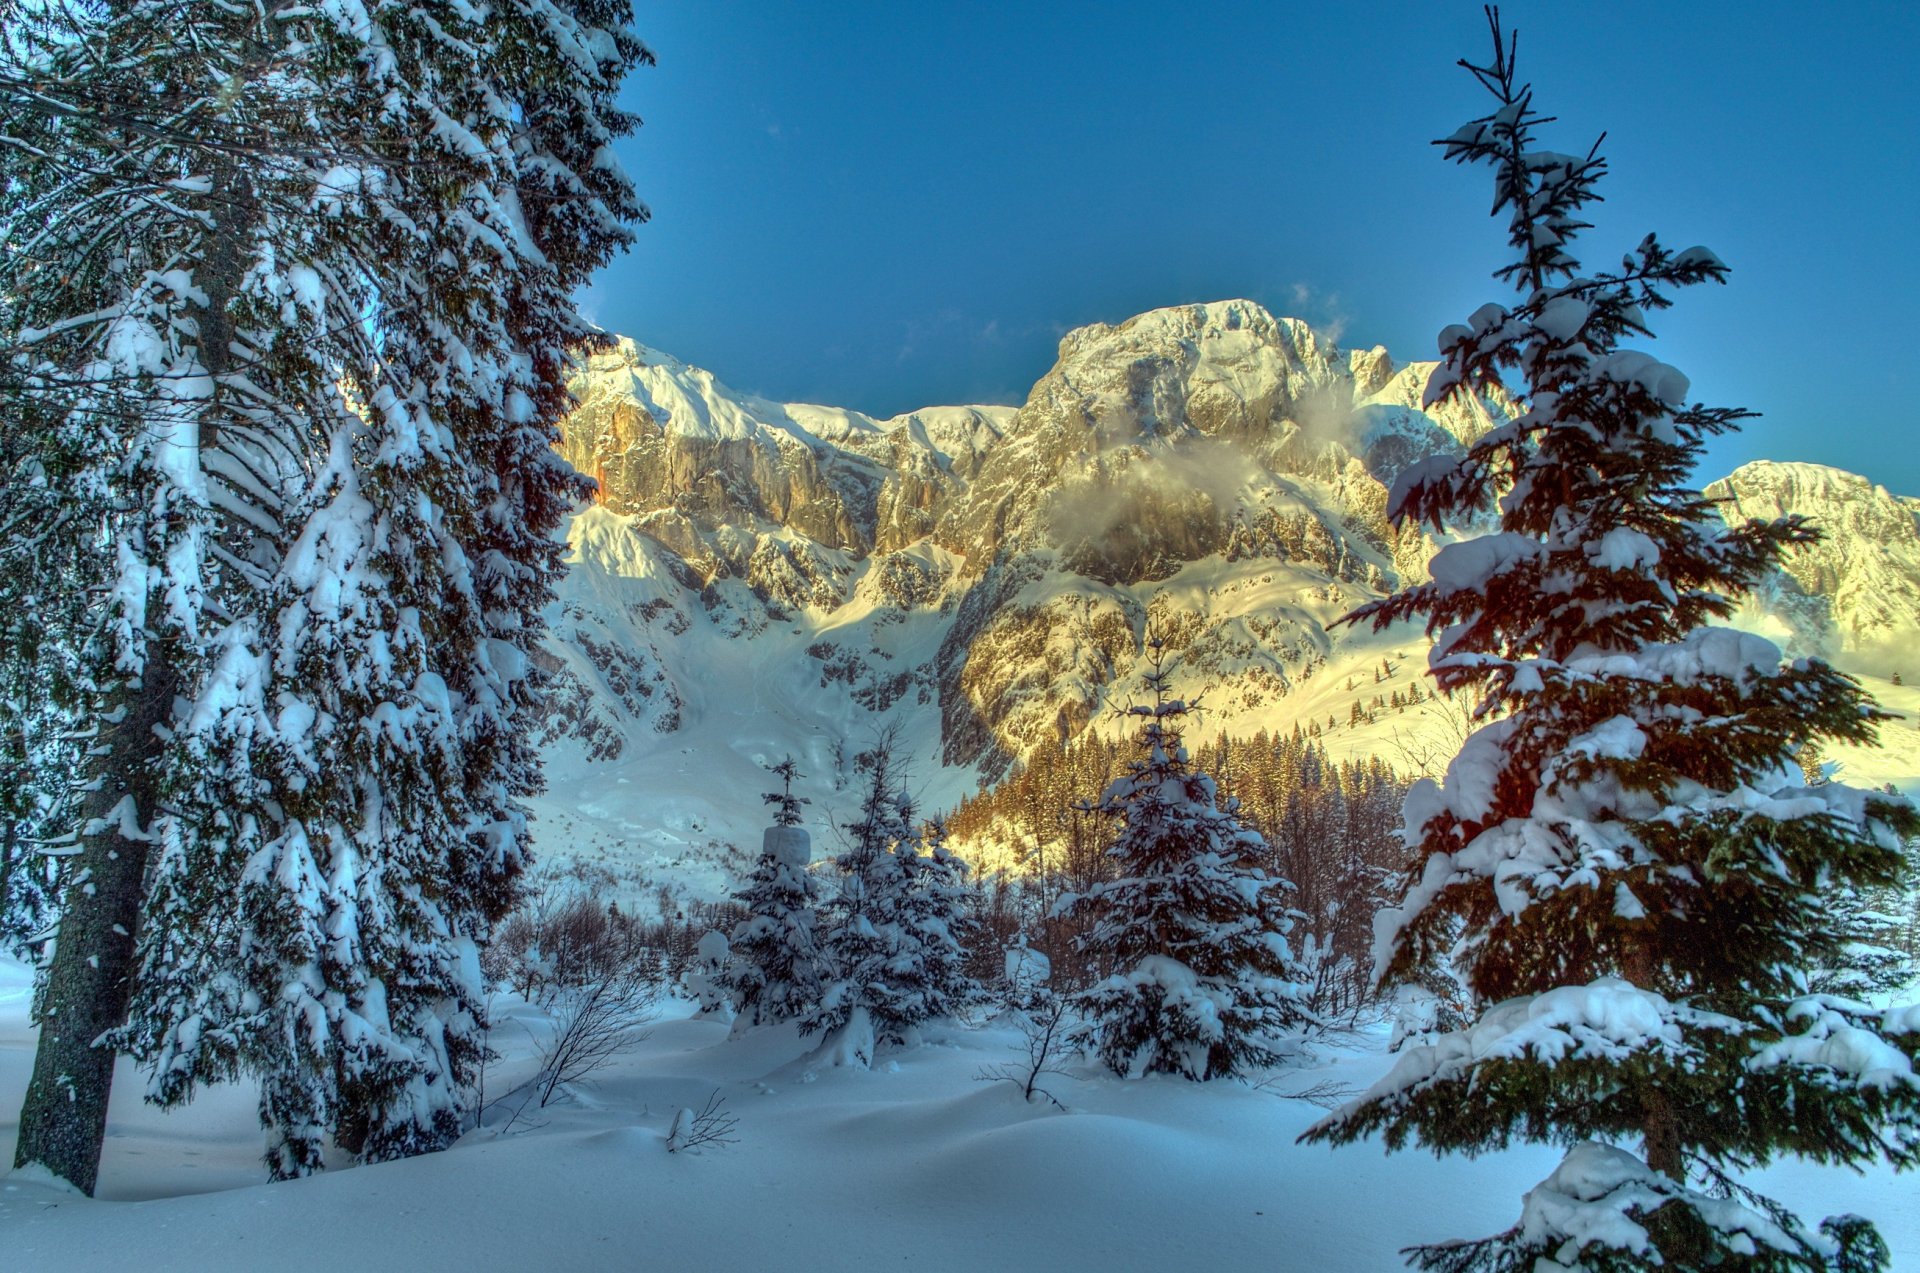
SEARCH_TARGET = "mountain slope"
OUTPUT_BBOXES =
[1706,461,1920,671]
[529,304,1920,899]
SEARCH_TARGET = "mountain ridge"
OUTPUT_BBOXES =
[528,300,1920,895]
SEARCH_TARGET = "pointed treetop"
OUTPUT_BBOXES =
[762,754,810,828]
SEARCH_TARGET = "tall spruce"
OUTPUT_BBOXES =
[1305,13,1920,1270]
[0,38,81,945]
[802,733,975,1059]
[903,817,986,1020]
[2,1,324,1193]
[1062,637,1310,1081]
[4,0,647,1186]
[804,734,939,1058]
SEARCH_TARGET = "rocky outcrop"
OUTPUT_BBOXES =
[531,313,1920,875]
[1706,462,1920,671]
[538,303,1612,774]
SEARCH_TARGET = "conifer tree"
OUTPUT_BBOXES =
[1306,13,1920,1269]
[804,734,938,1057]
[763,754,810,828]
[898,817,986,1021]
[1062,637,1311,1081]
[2,0,334,1192]
[727,764,826,1027]
[3,0,647,1185]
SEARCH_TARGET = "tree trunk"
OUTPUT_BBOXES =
[11,158,253,1195]
[1622,945,1683,1181]
[10,654,179,1195]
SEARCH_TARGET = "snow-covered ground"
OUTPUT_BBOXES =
[530,500,1920,899]
[2,955,1913,1272]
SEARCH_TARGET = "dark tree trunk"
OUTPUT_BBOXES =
[12,156,253,1194]
[1623,945,1684,1182]
[11,653,179,1195]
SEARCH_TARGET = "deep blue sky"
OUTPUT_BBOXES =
[586,2,1920,494]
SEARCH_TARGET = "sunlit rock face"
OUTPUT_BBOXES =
[1706,462,1920,672]
[544,302,1523,779]
[541,303,1910,796]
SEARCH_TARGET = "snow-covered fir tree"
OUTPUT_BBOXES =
[726,808,827,1029]
[1,0,335,1192]
[0,0,652,1183]
[0,53,83,946]
[1061,638,1311,1081]
[901,817,986,1021]
[1306,15,1920,1270]
[0,581,76,957]
[804,734,955,1062]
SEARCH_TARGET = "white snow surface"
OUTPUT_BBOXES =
[1517,1142,1803,1266]
[1,955,1913,1271]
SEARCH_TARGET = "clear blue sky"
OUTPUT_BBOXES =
[586,1,1920,494]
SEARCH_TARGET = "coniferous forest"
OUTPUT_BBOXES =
[3,5,1919,1271]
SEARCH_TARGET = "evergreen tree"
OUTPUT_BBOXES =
[898,817,986,1021]
[2,1,329,1192]
[2,0,646,1185]
[762,755,810,828]
[726,816,827,1028]
[1306,14,1920,1269]
[804,734,939,1057]
[1062,638,1311,1081]
[0,629,76,956]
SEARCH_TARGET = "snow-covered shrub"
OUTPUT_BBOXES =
[687,931,734,1021]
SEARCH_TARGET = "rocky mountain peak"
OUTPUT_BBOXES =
[1706,460,1920,669]
[536,317,1920,865]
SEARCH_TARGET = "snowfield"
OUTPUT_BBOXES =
[2,957,1913,1272]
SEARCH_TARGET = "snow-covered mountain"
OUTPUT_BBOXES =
[1705,461,1920,674]
[529,301,1920,894]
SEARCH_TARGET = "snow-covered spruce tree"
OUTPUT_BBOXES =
[804,734,926,1063]
[0,566,77,956]
[1,1,339,1192]
[1061,638,1311,1081]
[726,763,826,1027]
[109,0,647,1178]
[904,817,986,1020]
[0,56,82,946]
[312,0,642,1167]
[1304,14,1920,1270]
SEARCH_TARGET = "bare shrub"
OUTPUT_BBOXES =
[493,965,658,1133]
[975,994,1072,1109]
[533,965,657,1106]
[666,1090,739,1153]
